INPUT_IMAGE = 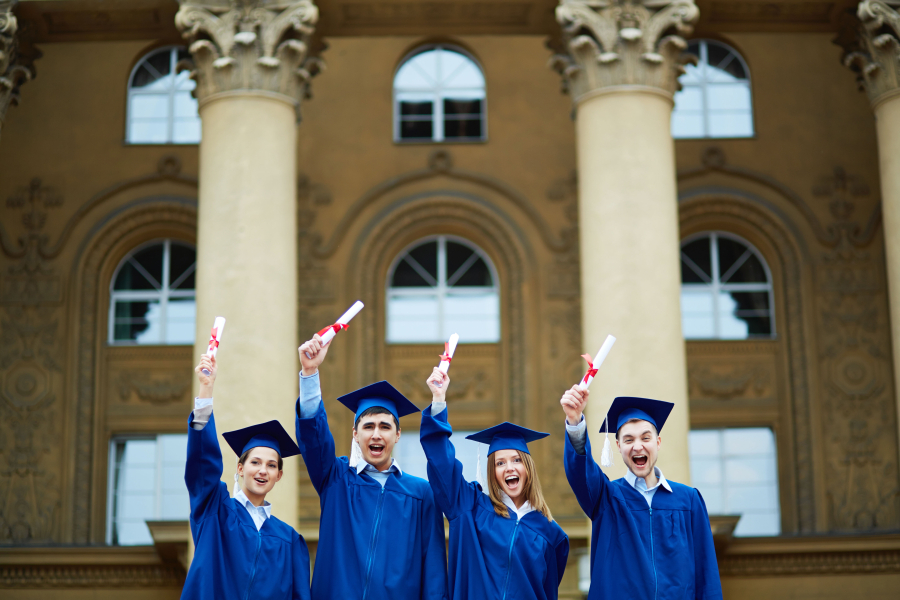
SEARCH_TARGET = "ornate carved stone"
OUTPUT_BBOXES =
[840,1,900,107]
[175,0,322,114]
[0,1,37,138]
[550,0,699,102]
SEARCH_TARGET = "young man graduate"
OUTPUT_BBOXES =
[294,334,448,600]
[183,354,311,600]
[559,388,723,600]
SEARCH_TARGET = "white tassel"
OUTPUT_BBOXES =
[349,437,363,468]
[475,446,483,488]
[233,459,241,497]
[600,415,614,468]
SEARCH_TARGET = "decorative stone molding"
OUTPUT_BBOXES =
[0,0,37,137]
[175,0,322,115]
[840,1,900,108]
[550,0,699,103]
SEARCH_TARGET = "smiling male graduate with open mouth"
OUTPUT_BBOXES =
[559,390,723,600]
[293,334,448,600]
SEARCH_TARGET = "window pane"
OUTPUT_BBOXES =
[707,84,751,111]
[169,244,196,288]
[453,257,492,287]
[387,295,440,342]
[683,239,712,279]
[399,100,433,117]
[444,98,482,116]
[734,512,780,537]
[717,237,749,278]
[690,457,722,485]
[165,298,196,344]
[132,245,164,286]
[173,91,198,118]
[173,118,202,144]
[113,300,160,342]
[400,119,434,140]
[443,60,484,88]
[392,260,432,287]
[444,293,500,342]
[408,242,438,279]
[708,46,746,80]
[723,428,775,455]
[725,253,767,284]
[128,120,169,144]
[130,94,170,120]
[115,521,153,546]
[708,112,753,138]
[689,429,721,456]
[681,289,715,339]
[392,430,481,482]
[674,86,703,111]
[114,261,157,291]
[446,241,475,279]
[444,118,482,139]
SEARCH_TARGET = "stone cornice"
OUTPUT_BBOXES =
[549,0,699,104]
[0,0,37,135]
[841,1,900,109]
[175,0,322,118]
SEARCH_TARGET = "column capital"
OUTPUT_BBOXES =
[841,1,900,109]
[550,0,699,104]
[1,0,37,135]
[175,0,322,114]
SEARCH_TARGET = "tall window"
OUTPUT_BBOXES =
[680,232,774,340]
[689,428,781,536]
[107,435,190,545]
[109,240,196,344]
[393,45,486,143]
[386,236,499,343]
[672,40,754,139]
[127,46,201,144]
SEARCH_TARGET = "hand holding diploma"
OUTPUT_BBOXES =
[304,301,365,359]
[201,317,226,375]
[299,334,330,376]
[579,335,616,390]
[436,333,459,386]
[427,367,449,404]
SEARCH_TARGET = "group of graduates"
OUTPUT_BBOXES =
[182,331,723,600]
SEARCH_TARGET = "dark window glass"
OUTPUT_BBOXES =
[113,301,153,339]
[444,99,482,116]
[114,262,155,291]
[408,241,438,278]
[681,238,712,282]
[131,245,164,287]
[444,119,482,139]
[392,259,431,287]
[169,244,196,288]
[400,101,433,116]
[454,257,492,286]
[725,253,767,284]
[707,43,746,79]
[728,291,770,313]
[132,50,171,87]
[737,316,771,336]
[400,120,433,139]
[717,238,750,280]
[446,241,475,278]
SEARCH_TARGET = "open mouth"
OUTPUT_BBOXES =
[632,455,648,468]
[504,474,520,491]
[253,476,267,486]
[368,444,385,458]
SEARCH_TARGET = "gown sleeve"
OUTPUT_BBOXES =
[292,532,313,600]
[420,482,450,600]
[295,401,340,495]
[419,405,480,520]
[563,426,609,520]
[554,534,570,586]
[185,411,229,534]
[692,489,724,599]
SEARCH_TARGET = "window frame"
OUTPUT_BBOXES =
[680,231,776,340]
[392,44,488,144]
[385,234,500,344]
[107,238,197,345]
[125,45,200,145]
[673,39,755,140]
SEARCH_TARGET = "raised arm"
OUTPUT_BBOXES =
[294,335,340,495]
[560,385,608,519]
[185,355,228,530]
[419,368,479,520]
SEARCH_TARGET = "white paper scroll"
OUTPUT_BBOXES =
[318,301,364,345]
[435,333,459,387]
[579,334,616,391]
[201,316,226,375]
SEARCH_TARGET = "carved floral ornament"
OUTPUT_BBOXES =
[550,0,699,102]
[842,1,900,107]
[0,0,36,134]
[175,0,322,113]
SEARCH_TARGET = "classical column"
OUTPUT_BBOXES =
[176,0,321,521]
[551,0,698,484]
[0,0,37,143]
[842,1,900,469]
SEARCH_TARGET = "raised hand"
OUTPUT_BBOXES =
[195,354,216,397]
[426,367,449,403]
[299,334,329,376]
[560,385,589,426]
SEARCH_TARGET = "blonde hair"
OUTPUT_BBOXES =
[487,450,553,522]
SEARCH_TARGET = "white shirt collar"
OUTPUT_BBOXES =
[355,457,403,476]
[624,466,672,493]
[500,491,536,519]
[234,488,273,518]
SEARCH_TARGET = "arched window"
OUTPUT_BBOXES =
[672,40,753,139]
[109,240,196,344]
[393,45,486,143]
[387,236,499,343]
[126,46,200,144]
[680,232,774,339]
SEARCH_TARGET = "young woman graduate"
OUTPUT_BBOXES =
[560,388,722,600]
[293,334,448,600]
[181,354,311,600]
[420,367,569,600]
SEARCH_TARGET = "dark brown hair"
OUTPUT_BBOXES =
[239,448,283,471]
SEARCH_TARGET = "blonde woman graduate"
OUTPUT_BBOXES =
[181,354,311,600]
[420,368,569,600]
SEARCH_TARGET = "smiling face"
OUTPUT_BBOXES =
[617,419,661,480]
[237,446,283,502]
[492,449,529,503]
[354,411,400,472]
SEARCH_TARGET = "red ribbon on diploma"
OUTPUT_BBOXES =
[581,353,598,384]
[318,322,349,338]
[439,342,453,364]
[208,327,220,350]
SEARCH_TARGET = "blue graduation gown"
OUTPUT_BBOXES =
[563,431,722,600]
[420,407,569,600]
[295,401,448,600]
[182,413,311,600]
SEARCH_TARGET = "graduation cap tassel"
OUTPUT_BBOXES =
[475,446,483,488]
[349,437,363,469]
[600,414,614,468]
[233,459,241,497]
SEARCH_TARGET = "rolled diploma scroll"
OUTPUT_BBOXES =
[319,301,365,345]
[201,317,226,375]
[435,333,459,387]
[579,334,616,391]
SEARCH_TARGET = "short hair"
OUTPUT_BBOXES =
[615,418,659,440]
[239,448,283,471]
[354,406,400,431]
